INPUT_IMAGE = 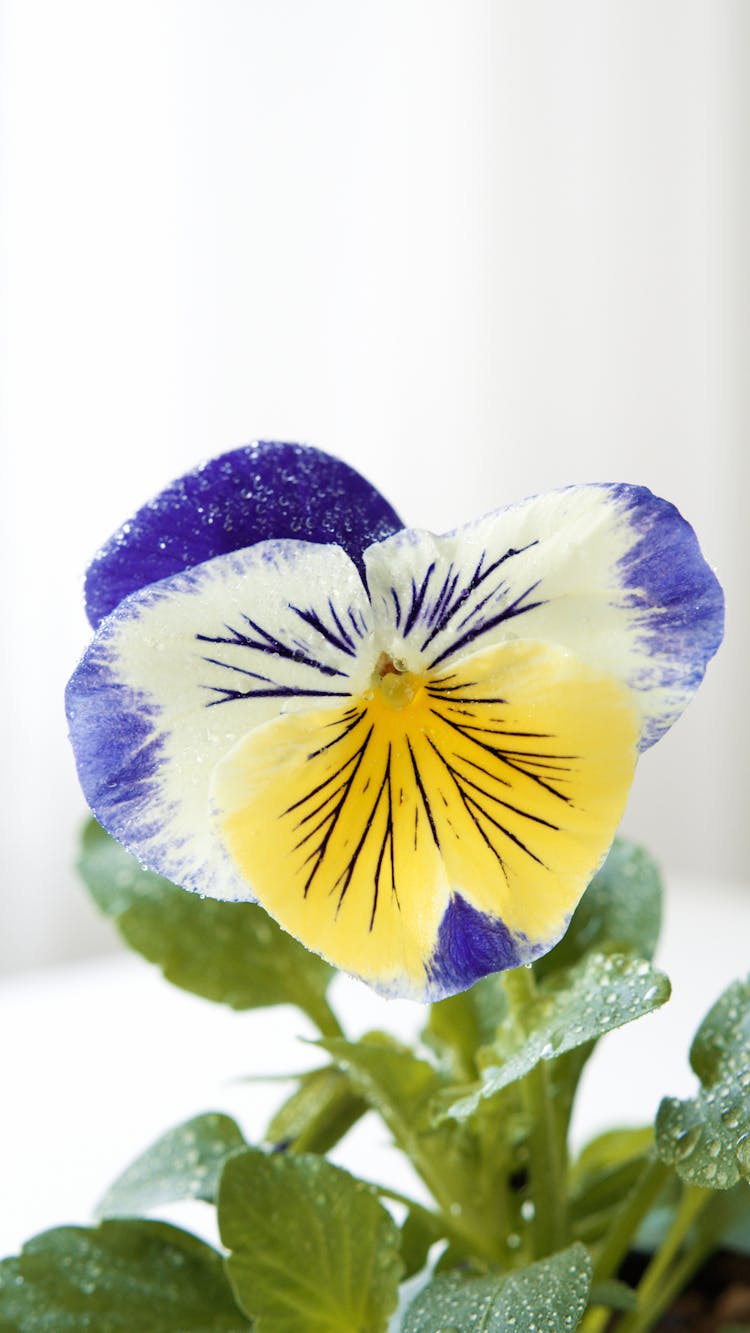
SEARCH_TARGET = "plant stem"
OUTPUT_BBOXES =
[614,1184,712,1333]
[579,1157,671,1333]
[623,1232,714,1333]
[378,1181,499,1267]
[592,1156,670,1284]
[375,1184,490,1258]
[504,966,567,1258]
[301,991,345,1039]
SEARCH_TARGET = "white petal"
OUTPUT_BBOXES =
[66,541,372,898]
[363,484,723,749]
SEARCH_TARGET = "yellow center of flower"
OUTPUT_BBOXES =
[371,651,424,709]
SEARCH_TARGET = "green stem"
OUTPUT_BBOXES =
[579,1157,671,1333]
[526,1057,568,1255]
[624,1233,714,1333]
[504,967,567,1258]
[300,990,345,1039]
[615,1184,713,1333]
[592,1156,670,1284]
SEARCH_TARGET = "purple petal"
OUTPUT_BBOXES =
[85,441,403,628]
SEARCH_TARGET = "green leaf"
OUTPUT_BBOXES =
[265,1065,368,1155]
[569,1128,655,1241]
[79,818,335,1029]
[319,1033,444,1148]
[398,1207,445,1280]
[656,976,750,1189]
[401,1243,593,1333]
[96,1112,246,1218]
[0,1220,249,1332]
[536,838,663,981]
[572,1127,654,1187]
[588,1279,637,1312]
[218,1147,403,1333]
[439,953,670,1121]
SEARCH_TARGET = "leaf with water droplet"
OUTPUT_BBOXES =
[401,1243,592,1332]
[0,1220,249,1330]
[78,818,334,1030]
[656,976,750,1189]
[219,1147,403,1333]
[436,953,670,1122]
[96,1112,246,1218]
[535,839,663,981]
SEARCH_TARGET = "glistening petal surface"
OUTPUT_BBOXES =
[212,642,639,1000]
[85,441,403,628]
[364,483,723,749]
[67,541,373,901]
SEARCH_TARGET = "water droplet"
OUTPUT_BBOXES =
[674,1126,701,1159]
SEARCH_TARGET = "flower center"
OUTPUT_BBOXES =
[372,651,423,709]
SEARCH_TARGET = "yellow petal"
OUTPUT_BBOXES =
[211,641,639,999]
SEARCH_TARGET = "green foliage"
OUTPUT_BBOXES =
[266,1066,368,1155]
[401,1243,593,1333]
[218,1147,403,1333]
[398,1208,446,1280]
[28,828,741,1330]
[569,1128,655,1243]
[78,818,335,1030]
[319,1033,519,1264]
[535,839,663,979]
[423,975,508,1081]
[319,1033,447,1149]
[588,1279,638,1312]
[0,1221,249,1332]
[656,977,750,1189]
[97,1112,246,1217]
[438,953,670,1122]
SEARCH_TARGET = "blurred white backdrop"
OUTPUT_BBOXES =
[1,0,747,973]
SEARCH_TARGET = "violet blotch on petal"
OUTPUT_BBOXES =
[67,448,723,1001]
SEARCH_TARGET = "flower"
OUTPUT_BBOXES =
[66,442,723,1001]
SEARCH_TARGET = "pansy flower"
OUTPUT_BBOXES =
[66,443,723,1001]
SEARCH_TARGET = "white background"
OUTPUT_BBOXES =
[1,0,748,974]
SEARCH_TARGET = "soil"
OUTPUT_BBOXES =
[618,1251,750,1331]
